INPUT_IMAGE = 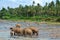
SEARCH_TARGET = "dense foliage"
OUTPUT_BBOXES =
[0,0,60,22]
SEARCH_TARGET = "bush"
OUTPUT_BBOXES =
[45,18,52,21]
[56,18,60,22]
[2,16,10,19]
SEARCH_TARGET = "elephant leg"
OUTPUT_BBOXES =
[33,31,38,36]
[19,33,22,36]
[24,31,27,36]
[36,32,38,36]
[33,31,35,35]
[30,33,32,37]
[17,32,23,36]
[17,33,21,36]
[21,32,23,36]
[10,31,14,36]
[14,33,17,36]
[27,31,32,37]
[10,33,13,36]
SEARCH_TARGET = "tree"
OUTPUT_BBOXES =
[0,7,10,19]
[32,1,35,6]
[48,1,55,16]
[56,0,60,16]
[0,0,60,21]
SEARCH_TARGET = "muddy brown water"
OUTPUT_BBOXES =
[0,21,60,40]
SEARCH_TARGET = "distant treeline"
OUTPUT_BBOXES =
[0,0,60,22]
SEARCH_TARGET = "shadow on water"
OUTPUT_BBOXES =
[0,21,60,40]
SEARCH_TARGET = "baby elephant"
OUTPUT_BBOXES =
[29,27,38,36]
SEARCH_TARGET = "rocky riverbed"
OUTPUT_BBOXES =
[0,20,60,40]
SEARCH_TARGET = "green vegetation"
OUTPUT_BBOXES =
[0,0,60,22]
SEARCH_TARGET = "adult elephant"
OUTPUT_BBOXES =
[10,24,38,36]
[10,24,22,36]
[10,27,33,37]
[23,28,33,37]
[10,27,23,36]
[29,26,39,36]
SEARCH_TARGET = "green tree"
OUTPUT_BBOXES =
[56,0,60,16]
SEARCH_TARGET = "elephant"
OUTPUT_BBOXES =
[10,24,21,36]
[23,28,33,37]
[10,27,23,36]
[10,25,38,37]
[29,27,38,36]
[10,27,33,37]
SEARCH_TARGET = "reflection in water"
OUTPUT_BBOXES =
[0,21,60,40]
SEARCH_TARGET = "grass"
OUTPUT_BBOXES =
[0,16,60,24]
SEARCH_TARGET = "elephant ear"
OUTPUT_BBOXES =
[10,27,13,30]
[10,27,14,31]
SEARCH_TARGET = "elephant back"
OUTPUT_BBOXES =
[23,28,32,35]
[29,27,38,32]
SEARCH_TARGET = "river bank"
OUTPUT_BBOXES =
[0,19,60,25]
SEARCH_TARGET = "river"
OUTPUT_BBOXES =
[0,20,60,40]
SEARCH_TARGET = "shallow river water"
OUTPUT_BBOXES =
[0,20,60,40]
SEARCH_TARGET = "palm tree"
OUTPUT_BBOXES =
[32,1,35,6]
